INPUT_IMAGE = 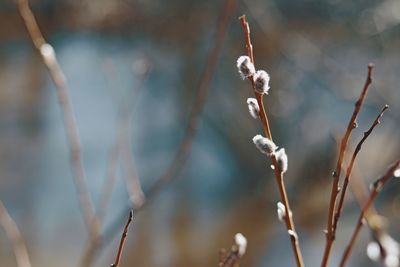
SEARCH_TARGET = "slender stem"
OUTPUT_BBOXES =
[333,105,388,232]
[0,200,32,267]
[339,160,400,267]
[111,210,134,267]
[239,15,304,267]
[16,0,99,237]
[320,64,374,267]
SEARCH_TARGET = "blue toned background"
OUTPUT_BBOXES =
[0,0,400,266]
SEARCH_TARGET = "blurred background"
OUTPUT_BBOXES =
[0,0,400,266]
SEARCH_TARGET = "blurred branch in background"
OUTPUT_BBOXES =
[0,200,32,267]
[80,59,150,267]
[339,160,400,267]
[16,0,236,264]
[94,0,237,263]
[16,0,100,239]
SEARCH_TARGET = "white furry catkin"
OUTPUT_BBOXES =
[40,43,56,65]
[367,242,381,261]
[394,168,400,178]
[252,135,277,155]
[234,233,247,257]
[275,148,288,174]
[367,233,400,267]
[247,98,260,119]
[253,70,270,94]
[277,202,286,222]
[288,230,298,240]
[236,56,255,79]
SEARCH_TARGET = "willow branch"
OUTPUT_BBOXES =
[339,160,400,267]
[110,210,133,267]
[239,15,304,267]
[17,0,99,236]
[77,1,236,264]
[320,64,373,267]
[0,201,32,267]
[333,105,388,232]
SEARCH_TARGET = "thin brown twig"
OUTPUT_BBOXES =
[333,105,389,232]
[77,1,236,264]
[320,64,374,267]
[239,15,304,267]
[219,249,240,267]
[339,160,400,267]
[0,200,32,267]
[16,0,99,236]
[110,210,134,267]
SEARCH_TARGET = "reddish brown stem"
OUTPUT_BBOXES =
[339,160,400,267]
[111,210,134,267]
[321,64,374,267]
[239,15,304,267]
[333,105,388,232]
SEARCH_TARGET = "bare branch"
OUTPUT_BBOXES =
[321,64,374,267]
[339,160,400,267]
[0,200,32,267]
[16,0,99,236]
[333,105,389,232]
[110,210,134,267]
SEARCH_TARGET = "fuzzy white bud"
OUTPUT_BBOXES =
[40,43,56,66]
[385,255,399,267]
[247,98,259,119]
[234,233,247,257]
[394,168,400,178]
[288,230,298,240]
[275,148,288,174]
[252,135,277,155]
[253,70,270,94]
[236,56,255,79]
[367,242,381,261]
[277,202,286,222]
[367,233,400,267]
